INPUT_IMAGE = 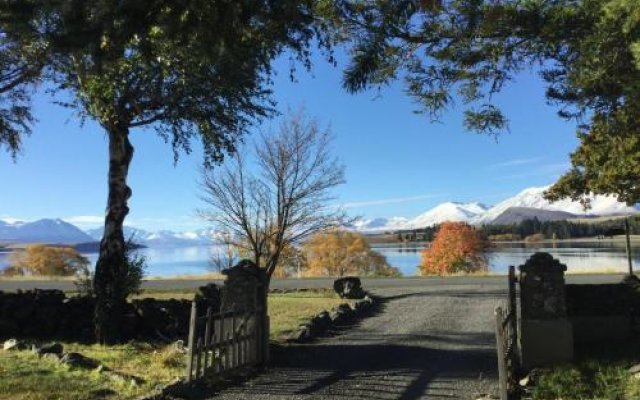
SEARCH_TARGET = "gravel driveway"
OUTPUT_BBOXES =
[209,282,505,399]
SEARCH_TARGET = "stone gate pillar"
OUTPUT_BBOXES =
[519,252,573,369]
[221,260,269,366]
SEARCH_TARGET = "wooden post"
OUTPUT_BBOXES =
[185,301,197,381]
[626,218,634,276]
[494,306,508,400]
[195,338,203,379]
[203,307,212,372]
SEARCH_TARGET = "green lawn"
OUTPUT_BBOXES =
[0,290,346,400]
[528,342,640,400]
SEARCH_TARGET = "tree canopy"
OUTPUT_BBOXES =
[338,0,640,204]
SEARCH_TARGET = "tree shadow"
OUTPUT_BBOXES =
[202,342,496,400]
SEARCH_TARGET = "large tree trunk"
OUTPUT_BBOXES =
[93,123,134,344]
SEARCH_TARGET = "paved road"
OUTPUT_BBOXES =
[0,273,630,292]
[206,283,505,400]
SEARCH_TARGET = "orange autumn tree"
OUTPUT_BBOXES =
[303,230,401,277]
[420,222,488,275]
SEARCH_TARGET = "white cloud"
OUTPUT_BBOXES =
[488,157,541,169]
[498,162,570,180]
[341,193,441,209]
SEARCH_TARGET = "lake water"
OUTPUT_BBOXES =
[1,240,639,277]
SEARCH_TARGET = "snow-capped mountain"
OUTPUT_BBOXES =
[407,202,489,229]
[474,186,639,224]
[85,226,221,247]
[352,186,640,232]
[352,217,409,232]
[0,218,95,244]
[86,226,151,242]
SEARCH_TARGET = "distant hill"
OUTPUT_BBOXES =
[489,207,579,225]
[0,219,94,244]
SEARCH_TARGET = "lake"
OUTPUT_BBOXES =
[1,240,639,277]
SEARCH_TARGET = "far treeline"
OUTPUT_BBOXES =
[395,216,640,242]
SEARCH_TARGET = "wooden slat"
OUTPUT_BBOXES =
[195,337,203,379]
[185,301,197,381]
[203,307,212,372]
[231,315,237,369]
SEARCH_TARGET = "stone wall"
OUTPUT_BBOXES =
[566,283,640,316]
[0,284,222,342]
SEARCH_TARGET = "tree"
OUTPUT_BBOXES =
[0,3,46,159]
[338,0,640,204]
[420,222,488,275]
[3,244,89,276]
[200,110,347,284]
[303,230,401,277]
[3,1,335,343]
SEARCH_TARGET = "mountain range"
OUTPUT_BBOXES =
[2,186,639,245]
[0,219,220,247]
[351,186,640,232]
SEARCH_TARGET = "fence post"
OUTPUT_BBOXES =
[495,306,509,400]
[185,300,197,381]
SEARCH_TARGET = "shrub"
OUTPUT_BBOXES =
[73,239,146,298]
[524,233,546,242]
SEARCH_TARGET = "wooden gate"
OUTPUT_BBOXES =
[494,265,519,400]
[185,300,267,382]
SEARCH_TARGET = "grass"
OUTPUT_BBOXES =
[529,341,640,400]
[0,290,347,400]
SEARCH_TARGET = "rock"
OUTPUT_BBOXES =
[3,338,26,351]
[42,352,62,362]
[33,342,64,356]
[333,277,366,299]
[629,364,640,374]
[102,370,145,387]
[310,311,332,334]
[288,325,312,342]
[60,352,100,369]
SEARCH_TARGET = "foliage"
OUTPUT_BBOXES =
[303,230,401,277]
[481,215,640,240]
[3,245,89,276]
[546,103,640,205]
[420,222,487,275]
[0,3,45,159]
[74,239,146,298]
[337,0,640,203]
[200,110,347,281]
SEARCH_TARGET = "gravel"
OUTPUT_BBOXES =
[209,282,505,399]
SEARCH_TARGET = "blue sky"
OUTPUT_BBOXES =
[0,49,578,232]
